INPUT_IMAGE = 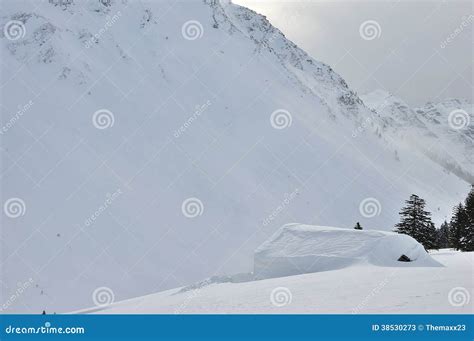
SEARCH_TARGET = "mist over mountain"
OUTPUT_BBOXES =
[362,90,473,183]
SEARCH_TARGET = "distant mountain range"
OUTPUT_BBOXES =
[362,90,473,183]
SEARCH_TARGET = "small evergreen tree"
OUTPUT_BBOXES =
[436,221,450,249]
[448,185,474,252]
[354,222,363,230]
[449,203,468,250]
[394,194,435,250]
[424,222,439,250]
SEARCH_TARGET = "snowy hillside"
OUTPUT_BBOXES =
[254,224,440,279]
[0,0,470,313]
[75,249,474,314]
[361,90,473,183]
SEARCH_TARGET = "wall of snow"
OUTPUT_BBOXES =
[254,224,441,279]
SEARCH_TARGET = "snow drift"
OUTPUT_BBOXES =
[75,250,472,314]
[254,224,441,279]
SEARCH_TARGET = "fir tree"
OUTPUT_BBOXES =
[436,221,450,249]
[449,203,468,250]
[425,222,439,250]
[354,222,363,230]
[394,194,435,250]
[462,185,474,251]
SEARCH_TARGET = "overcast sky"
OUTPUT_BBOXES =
[234,0,473,106]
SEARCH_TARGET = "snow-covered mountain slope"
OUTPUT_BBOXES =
[0,0,470,313]
[75,250,474,314]
[361,90,473,183]
[254,224,440,279]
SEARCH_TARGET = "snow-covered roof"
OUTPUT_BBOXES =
[254,224,441,279]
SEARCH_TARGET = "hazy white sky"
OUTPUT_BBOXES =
[234,0,473,106]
